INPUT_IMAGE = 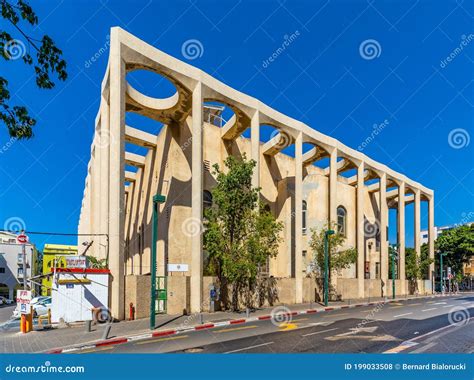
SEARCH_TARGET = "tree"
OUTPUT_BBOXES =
[0,0,67,138]
[309,222,357,299]
[405,245,433,294]
[436,224,474,275]
[203,155,283,311]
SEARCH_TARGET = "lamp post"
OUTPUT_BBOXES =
[439,252,447,295]
[389,245,398,299]
[324,229,335,307]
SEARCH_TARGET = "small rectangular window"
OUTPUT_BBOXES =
[0,267,5,273]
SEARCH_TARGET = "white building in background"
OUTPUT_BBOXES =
[420,222,473,245]
[0,231,39,300]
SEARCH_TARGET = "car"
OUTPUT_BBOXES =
[32,297,52,317]
[0,296,14,305]
[13,296,51,318]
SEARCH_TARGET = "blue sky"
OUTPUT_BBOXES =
[0,0,473,250]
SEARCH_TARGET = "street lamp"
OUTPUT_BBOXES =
[389,245,398,299]
[324,229,335,307]
[439,252,447,295]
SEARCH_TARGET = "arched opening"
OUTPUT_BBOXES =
[203,190,213,210]
[337,206,347,237]
[203,101,236,128]
[126,69,178,100]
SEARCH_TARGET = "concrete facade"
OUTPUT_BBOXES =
[78,28,435,320]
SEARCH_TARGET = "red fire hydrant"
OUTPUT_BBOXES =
[129,302,135,321]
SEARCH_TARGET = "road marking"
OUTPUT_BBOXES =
[393,312,412,318]
[421,308,437,312]
[279,322,298,331]
[214,325,257,334]
[409,303,422,306]
[461,301,472,305]
[292,318,308,322]
[135,335,188,346]
[224,342,274,354]
[433,302,446,305]
[442,305,454,308]
[302,327,339,337]
[426,301,436,304]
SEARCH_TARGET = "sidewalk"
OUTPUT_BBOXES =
[0,292,458,353]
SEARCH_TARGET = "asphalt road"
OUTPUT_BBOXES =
[77,294,473,354]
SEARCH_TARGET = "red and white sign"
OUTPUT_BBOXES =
[16,290,32,315]
[16,234,28,244]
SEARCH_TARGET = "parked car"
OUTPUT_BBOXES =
[0,296,14,305]
[13,296,51,318]
[32,297,52,317]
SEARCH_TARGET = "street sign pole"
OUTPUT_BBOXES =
[22,242,26,290]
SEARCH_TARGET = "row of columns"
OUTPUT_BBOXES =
[188,79,435,311]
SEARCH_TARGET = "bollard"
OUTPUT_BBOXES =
[47,309,52,325]
[199,313,203,325]
[85,320,92,333]
[102,324,112,340]
[20,314,26,333]
[245,308,250,318]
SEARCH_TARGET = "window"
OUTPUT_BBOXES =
[337,206,347,237]
[302,200,307,235]
[203,190,213,209]
[0,267,5,273]
[17,268,23,276]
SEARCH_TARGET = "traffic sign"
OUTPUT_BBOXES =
[17,234,28,244]
[16,290,31,315]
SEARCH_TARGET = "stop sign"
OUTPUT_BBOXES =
[17,234,28,244]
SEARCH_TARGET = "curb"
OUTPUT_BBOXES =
[45,293,452,354]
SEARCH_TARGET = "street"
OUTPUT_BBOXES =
[75,295,473,354]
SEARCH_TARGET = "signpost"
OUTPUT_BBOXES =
[17,232,28,291]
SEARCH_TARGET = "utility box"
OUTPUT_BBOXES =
[51,268,110,323]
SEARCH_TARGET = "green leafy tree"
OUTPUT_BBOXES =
[203,155,283,311]
[86,255,107,269]
[309,222,357,299]
[405,245,433,293]
[436,224,474,275]
[0,0,67,138]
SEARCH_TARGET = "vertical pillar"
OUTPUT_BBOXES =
[356,162,365,299]
[414,189,421,257]
[328,148,338,292]
[100,99,110,261]
[295,132,303,304]
[379,173,388,297]
[428,194,435,287]
[190,81,203,313]
[329,149,338,225]
[108,30,126,320]
[92,141,101,258]
[251,110,260,190]
[398,182,406,292]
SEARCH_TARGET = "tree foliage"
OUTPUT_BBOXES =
[309,222,357,279]
[436,224,474,274]
[0,0,67,138]
[203,155,283,310]
[405,245,433,282]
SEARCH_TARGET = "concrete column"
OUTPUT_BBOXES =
[108,31,126,320]
[295,132,303,304]
[379,173,388,297]
[190,82,203,313]
[356,162,365,299]
[251,110,260,190]
[329,149,338,226]
[92,141,101,258]
[414,189,421,257]
[100,99,110,261]
[428,195,435,285]
[398,182,406,289]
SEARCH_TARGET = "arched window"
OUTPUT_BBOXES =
[302,200,307,235]
[337,206,347,236]
[203,190,213,209]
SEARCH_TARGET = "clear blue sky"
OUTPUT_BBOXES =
[0,0,472,250]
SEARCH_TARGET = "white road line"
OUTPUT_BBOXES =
[461,302,472,305]
[442,305,454,308]
[393,312,412,318]
[302,328,339,337]
[224,342,274,354]
[421,308,437,312]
